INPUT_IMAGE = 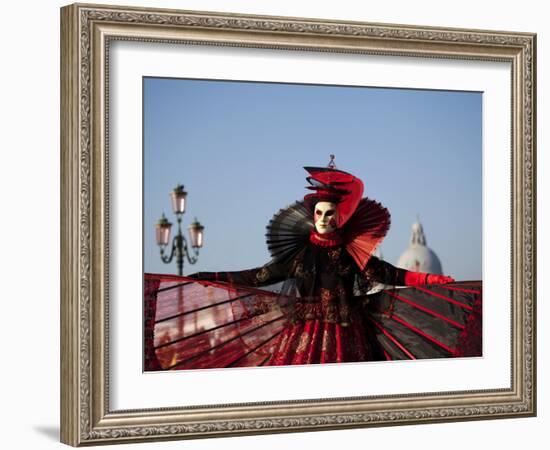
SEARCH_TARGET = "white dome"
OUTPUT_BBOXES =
[396,220,443,275]
[397,244,443,274]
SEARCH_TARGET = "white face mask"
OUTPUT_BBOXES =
[314,201,338,234]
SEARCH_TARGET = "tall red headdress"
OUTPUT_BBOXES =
[303,167,364,228]
[303,166,391,270]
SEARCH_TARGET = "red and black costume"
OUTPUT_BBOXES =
[144,167,481,371]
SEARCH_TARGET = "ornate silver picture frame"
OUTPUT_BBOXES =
[60,3,536,446]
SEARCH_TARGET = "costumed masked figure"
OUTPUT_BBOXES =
[144,163,482,370]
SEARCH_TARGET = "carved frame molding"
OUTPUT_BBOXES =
[61,3,536,446]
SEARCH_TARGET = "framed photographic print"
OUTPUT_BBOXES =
[60,3,536,446]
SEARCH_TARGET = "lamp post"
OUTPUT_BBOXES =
[155,184,204,276]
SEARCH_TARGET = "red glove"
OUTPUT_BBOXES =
[426,274,455,284]
[404,272,455,286]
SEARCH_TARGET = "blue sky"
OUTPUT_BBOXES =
[143,77,482,280]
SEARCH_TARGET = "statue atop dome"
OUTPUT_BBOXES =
[410,218,427,246]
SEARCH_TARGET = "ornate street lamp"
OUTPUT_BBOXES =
[155,184,204,276]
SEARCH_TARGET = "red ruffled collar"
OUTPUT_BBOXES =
[309,230,343,247]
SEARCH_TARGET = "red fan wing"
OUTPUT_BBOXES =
[145,273,286,371]
[365,281,482,360]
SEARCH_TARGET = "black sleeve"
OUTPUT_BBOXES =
[363,256,408,286]
[189,259,289,287]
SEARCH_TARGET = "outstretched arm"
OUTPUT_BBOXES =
[363,256,454,286]
[189,260,289,287]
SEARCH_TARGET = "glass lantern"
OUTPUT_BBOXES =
[155,213,172,246]
[188,218,204,248]
[170,184,187,215]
